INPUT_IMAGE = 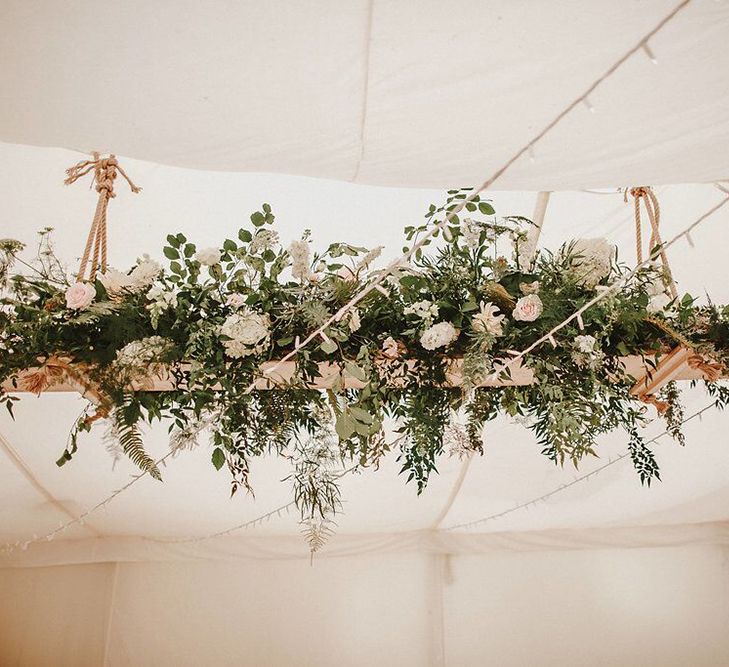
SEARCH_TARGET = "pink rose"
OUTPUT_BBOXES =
[65,282,96,310]
[512,294,543,322]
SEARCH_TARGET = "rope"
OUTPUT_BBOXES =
[629,186,678,299]
[65,152,141,282]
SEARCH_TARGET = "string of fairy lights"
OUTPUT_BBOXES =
[3,0,721,556]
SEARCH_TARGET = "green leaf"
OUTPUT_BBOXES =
[238,229,253,242]
[344,361,368,383]
[223,239,237,252]
[335,413,356,440]
[211,447,225,470]
[320,339,338,354]
[166,234,180,248]
[251,211,265,227]
[349,406,373,424]
[478,202,495,215]
[163,247,180,260]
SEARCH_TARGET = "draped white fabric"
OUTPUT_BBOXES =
[1,1,728,189]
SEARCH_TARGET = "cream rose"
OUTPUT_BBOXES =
[381,336,401,359]
[65,282,96,310]
[195,247,221,266]
[420,321,459,350]
[512,294,543,322]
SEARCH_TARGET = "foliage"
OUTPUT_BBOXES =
[2,191,728,517]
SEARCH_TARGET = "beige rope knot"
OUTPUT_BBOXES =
[65,152,141,282]
[687,354,724,382]
[627,185,678,300]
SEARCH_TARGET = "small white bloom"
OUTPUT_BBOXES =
[420,321,459,350]
[347,307,361,332]
[289,239,311,281]
[146,284,177,309]
[226,293,246,309]
[461,218,481,249]
[404,300,439,327]
[99,269,134,298]
[472,302,505,336]
[219,309,271,358]
[574,335,596,353]
[195,247,221,266]
[512,294,543,322]
[249,229,279,255]
[65,282,96,310]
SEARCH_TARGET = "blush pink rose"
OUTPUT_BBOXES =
[65,282,96,310]
[512,294,543,322]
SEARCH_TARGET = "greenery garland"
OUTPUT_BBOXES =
[2,189,729,535]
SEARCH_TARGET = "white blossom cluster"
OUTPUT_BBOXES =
[289,239,311,281]
[219,309,271,358]
[571,334,603,369]
[114,336,174,370]
[249,229,279,255]
[404,300,439,327]
[99,256,162,298]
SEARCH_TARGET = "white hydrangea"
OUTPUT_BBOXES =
[574,335,596,353]
[289,239,311,281]
[115,336,174,370]
[471,302,505,336]
[420,321,459,350]
[195,247,221,266]
[219,309,271,358]
[249,229,279,255]
[404,300,439,327]
[566,238,615,288]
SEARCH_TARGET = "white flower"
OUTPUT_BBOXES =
[357,245,384,271]
[461,218,481,249]
[472,302,505,336]
[647,292,672,314]
[381,336,401,359]
[512,294,543,322]
[65,282,95,310]
[347,307,361,332]
[420,321,459,350]
[404,300,439,326]
[219,309,271,358]
[195,247,221,266]
[146,285,177,309]
[226,293,246,309]
[574,335,596,353]
[129,255,162,288]
[514,233,538,271]
[289,239,311,281]
[99,269,134,298]
[520,281,540,295]
[249,229,279,255]
[115,336,173,370]
[566,238,615,288]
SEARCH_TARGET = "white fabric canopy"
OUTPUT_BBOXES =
[2,0,729,662]
[1,0,728,189]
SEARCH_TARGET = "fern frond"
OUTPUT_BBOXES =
[111,400,162,481]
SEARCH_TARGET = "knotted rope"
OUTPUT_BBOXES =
[65,153,141,282]
[628,186,678,299]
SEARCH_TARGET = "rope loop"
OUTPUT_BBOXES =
[65,152,141,282]
[627,185,677,299]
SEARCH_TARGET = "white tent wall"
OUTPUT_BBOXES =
[2,546,729,666]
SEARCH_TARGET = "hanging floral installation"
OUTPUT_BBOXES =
[1,157,728,545]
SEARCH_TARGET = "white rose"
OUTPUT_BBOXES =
[65,282,96,310]
[420,321,459,350]
[195,247,221,266]
[472,302,505,336]
[512,294,543,322]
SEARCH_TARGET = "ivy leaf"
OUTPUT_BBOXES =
[211,447,226,470]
